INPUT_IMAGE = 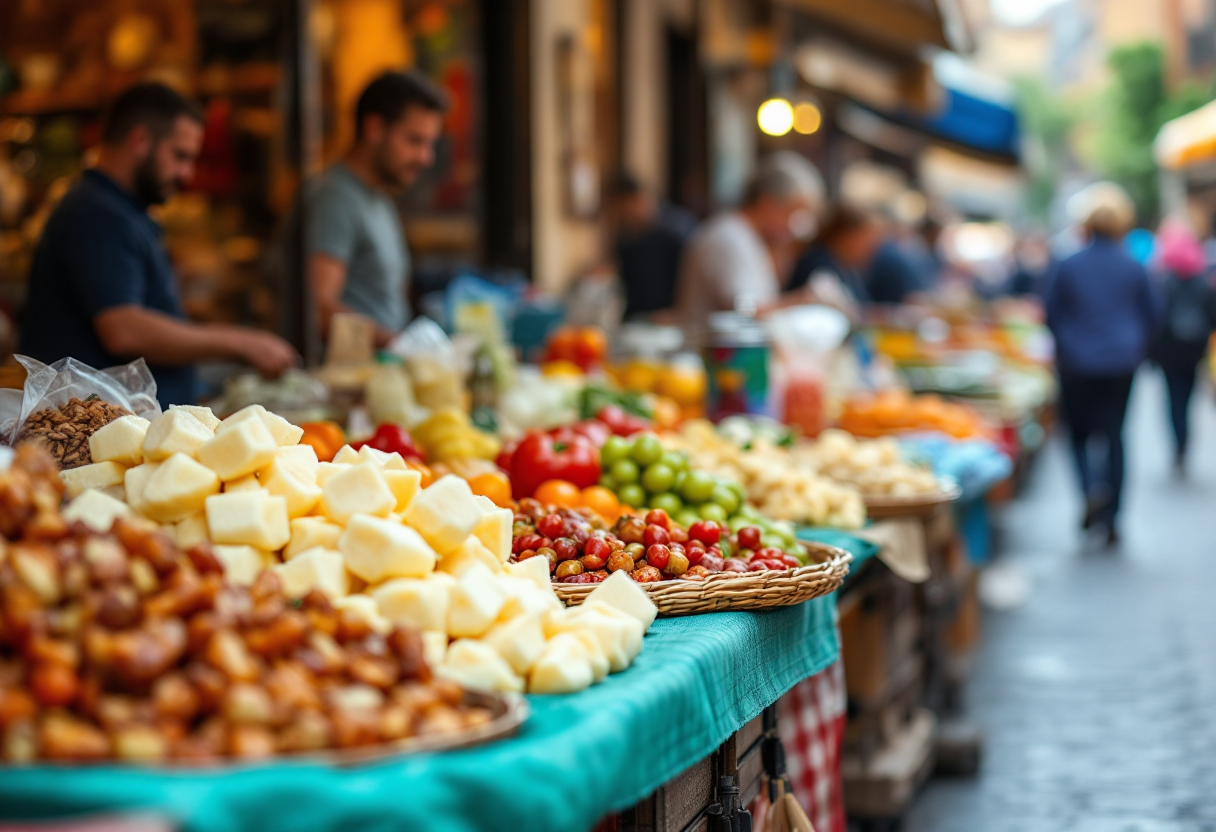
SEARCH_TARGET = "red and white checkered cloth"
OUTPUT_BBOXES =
[777,661,847,832]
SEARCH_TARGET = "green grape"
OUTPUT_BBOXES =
[601,436,631,467]
[617,483,647,509]
[709,484,741,516]
[650,492,683,515]
[641,463,675,494]
[630,433,663,466]
[680,470,716,504]
[700,503,728,523]
[611,459,640,484]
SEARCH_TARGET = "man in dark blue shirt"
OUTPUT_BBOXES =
[609,174,695,319]
[20,83,297,408]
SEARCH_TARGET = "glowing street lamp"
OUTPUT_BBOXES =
[758,98,795,136]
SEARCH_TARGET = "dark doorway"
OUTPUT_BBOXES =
[666,24,709,217]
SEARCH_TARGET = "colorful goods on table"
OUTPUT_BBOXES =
[837,390,988,440]
[792,430,940,498]
[53,403,655,698]
[0,446,495,763]
[665,421,866,530]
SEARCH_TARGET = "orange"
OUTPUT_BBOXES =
[533,479,583,508]
[580,485,621,523]
[468,471,514,508]
[299,421,346,462]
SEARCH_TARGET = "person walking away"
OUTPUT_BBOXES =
[302,71,447,348]
[675,152,823,341]
[19,83,298,408]
[785,205,881,322]
[1150,219,1216,474]
[608,173,696,320]
[1045,183,1158,546]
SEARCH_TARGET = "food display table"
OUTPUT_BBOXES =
[1,597,840,832]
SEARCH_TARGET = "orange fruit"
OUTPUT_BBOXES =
[468,471,514,508]
[407,461,435,488]
[580,485,621,523]
[533,479,583,508]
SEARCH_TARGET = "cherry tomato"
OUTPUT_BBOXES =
[689,521,722,546]
[643,525,670,547]
[646,544,671,570]
[736,526,762,551]
[584,537,611,561]
[582,550,607,570]
[686,543,705,565]
[468,472,514,509]
[667,550,690,576]
[537,514,565,539]
[581,486,622,523]
[553,538,580,562]
[644,509,670,529]
[780,554,802,568]
[533,480,584,509]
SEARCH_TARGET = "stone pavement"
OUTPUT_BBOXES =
[903,371,1216,832]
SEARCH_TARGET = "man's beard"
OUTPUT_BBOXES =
[132,153,176,206]
[372,149,417,192]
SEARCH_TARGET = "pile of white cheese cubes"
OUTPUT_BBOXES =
[59,404,657,695]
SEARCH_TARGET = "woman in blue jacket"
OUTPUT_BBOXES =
[1045,184,1159,546]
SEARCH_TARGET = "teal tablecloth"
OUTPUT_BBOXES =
[0,598,840,832]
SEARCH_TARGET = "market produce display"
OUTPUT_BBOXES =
[793,429,940,498]
[18,397,132,470]
[666,421,866,529]
[0,445,497,763]
[511,502,821,585]
[838,390,987,440]
[61,404,655,697]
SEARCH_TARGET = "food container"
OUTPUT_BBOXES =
[702,312,771,422]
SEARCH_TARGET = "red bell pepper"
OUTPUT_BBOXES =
[595,404,652,437]
[350,423,426,462]
[509,430,601,499]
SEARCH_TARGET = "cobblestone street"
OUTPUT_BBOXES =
[905,372,1216,832]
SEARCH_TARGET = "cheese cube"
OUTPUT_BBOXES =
[357,446,408,470]
[438,536,505,578]
[438,639,524,694]
[497,576,562,620]
[333,595,391,635]
[447,563,506,638]
[88,415,151,466]
[122,462,161,513]
[63,489,132,533]
[273,547,348,599]
[140,453,222,524]
[99,484,126,501]
[205,491,291,550]
[421,631,448,670]
[403,475,483,555]
[216,404,303,447]
[213,545,274,587]
[197,416,278,481]
[142,410,213,462]
[482,613,546,675]
[316,462,344,487]
[320,461,395,524]
[260,455,322,519]
[284,516,344,560]
[585,569,658,631]
[473,506,512,563]
[61,462,127,499]
[278,444,319,467]
[224,474,262,493]
[339,514,437,582]
[552,601,643,673]
[571,630,609,682]
[332,445,360,464]
[173,512,210,550]
[372,574,454,632]
[505,556,555,592]
[384,469,422,512]
[528,634,596,694]
[170,405,221,431]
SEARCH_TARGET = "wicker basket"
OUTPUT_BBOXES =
[863,482,961,520]
[553,542,852,616]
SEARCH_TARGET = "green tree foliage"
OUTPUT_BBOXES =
[1013,76,1075,222]
[1095,42,1213,221]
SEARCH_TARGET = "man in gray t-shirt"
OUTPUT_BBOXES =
[305,71,447,347]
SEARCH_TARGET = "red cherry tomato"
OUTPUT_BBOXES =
[644,509,670,529]
[643,525,670,547]
[736,527,762,551]
[689,521,722,546]
[645,544,671,570]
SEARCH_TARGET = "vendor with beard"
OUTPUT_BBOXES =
[19,82,298,407]
[303,71,447,347]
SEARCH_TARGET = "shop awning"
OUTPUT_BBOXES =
[1155,99,1216,170]
[778,0,970,55]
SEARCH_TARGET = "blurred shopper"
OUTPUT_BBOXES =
[785,205,881,320]
[676,152,823,338]
[866,211,931,304]
[1150,220,1216,474]
[303,71,446,347]
[609,173,695,320]
[1005,234,1052,297]
[1045,183,1158,545]
[19,83,298,408]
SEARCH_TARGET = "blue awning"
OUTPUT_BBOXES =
[908,84,1021,159]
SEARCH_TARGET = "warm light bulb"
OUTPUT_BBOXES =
[757,98,794,136]
[793,102,822,135]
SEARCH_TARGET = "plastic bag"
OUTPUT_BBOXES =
[0,355,161,447]
[386,318,464,412]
